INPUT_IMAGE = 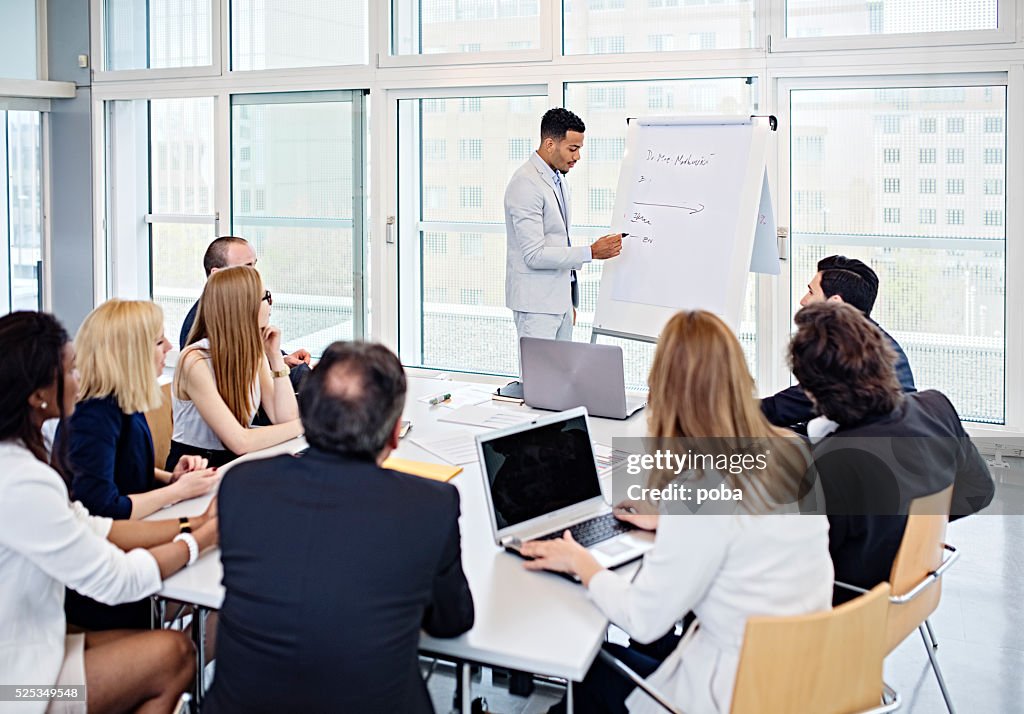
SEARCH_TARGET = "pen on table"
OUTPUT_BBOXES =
[621,232,629,237]
[428,393,452,406]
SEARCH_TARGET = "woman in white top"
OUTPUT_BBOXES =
[169,266,302,469]
[0,311,218,714]
[522,310,834,714]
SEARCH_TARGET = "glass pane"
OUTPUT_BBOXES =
[232,0,368,70]
[232,97,359,356]
[392,0,541,55]
[105,0,213,70]
[150,97,216,342]
[790,86,1006,424]
[7,112,42,311]
[786,0,998,39]
[152,223,217,340]
[564,78,759,386]
[401,95,546,374]
[0,1,37,79]
[563,0,756,56]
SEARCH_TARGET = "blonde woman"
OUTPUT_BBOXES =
[169,266,302,469]
[60,299,218,522]
[57,299,218,631]
[522,311,834,714]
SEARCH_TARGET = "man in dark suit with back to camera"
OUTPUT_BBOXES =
[204,341,475,714]
[761,255,916,429]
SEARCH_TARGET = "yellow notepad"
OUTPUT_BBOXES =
[381,456,462,482]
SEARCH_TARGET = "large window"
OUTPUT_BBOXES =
[231,92,367,355]
[104,0,214,71]
[563,0,756,55]
[786,0,998,39]
[105,97,216,343]
[232,0,368,70]
[0,112,43,313]
[564,78,760,387]
[392,0,543,56]
[789,84,1006,424]
[397,92,546,375]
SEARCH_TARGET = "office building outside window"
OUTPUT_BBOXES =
[790,85,1007,423]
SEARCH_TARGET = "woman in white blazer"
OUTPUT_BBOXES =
[522,310,835,714]
[0,311,218,714]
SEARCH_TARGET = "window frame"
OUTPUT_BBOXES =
[774,71,1020,433]
[227,90,369,342]
[390,84,547,372]
[90,0,223,81]
[379,0,555,69]
[769,0,1017,53]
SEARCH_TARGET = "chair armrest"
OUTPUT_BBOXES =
[890,543,959,605]
[597,649,684,714]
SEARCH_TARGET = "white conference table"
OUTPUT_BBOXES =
[151,375,649,711]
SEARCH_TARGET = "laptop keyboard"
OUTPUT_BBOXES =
[536,513,634,548]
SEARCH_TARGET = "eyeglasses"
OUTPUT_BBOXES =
[262,290,273,306]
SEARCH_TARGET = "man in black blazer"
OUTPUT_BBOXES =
[789,302,993,604]
[204,342,474,714]
[762,255,916,429]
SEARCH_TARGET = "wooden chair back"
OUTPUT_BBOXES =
[145,381,173,470]
[885,485,953,651]
[730,583,891,714]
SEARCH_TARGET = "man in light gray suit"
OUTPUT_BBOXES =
[505,108,623,345]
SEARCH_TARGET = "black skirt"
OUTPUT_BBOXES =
[165,439,237,471]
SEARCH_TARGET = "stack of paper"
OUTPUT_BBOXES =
[437,405,537,430]
[408,432,480,465]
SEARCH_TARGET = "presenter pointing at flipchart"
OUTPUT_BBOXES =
[504,108,623,346]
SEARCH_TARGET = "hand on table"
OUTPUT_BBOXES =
[169,467,219,502]
[170,454,208,482]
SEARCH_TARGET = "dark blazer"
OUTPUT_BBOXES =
[56,396,157,630]
[59,396,156,519]
[813,390,994,604]
[762,321,917,428]
[179,300,200,350]
[204,447,475,714]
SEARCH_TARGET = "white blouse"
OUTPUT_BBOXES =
[588,513,834,714]
[0,441,161,711]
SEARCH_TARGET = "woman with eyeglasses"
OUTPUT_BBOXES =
[169,266,302,469]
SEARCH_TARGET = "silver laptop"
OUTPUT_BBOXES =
[476,407,653,572]
[520,337,647,420]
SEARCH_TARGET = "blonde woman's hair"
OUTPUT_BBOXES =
[646,310,809,510]
[177,266,263,428]
[76,299,165,414]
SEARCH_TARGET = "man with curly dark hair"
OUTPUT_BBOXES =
[789,301,992,604]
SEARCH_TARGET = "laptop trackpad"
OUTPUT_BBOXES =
[594,540,631,557]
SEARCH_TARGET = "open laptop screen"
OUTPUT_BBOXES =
[479,414,601,530]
